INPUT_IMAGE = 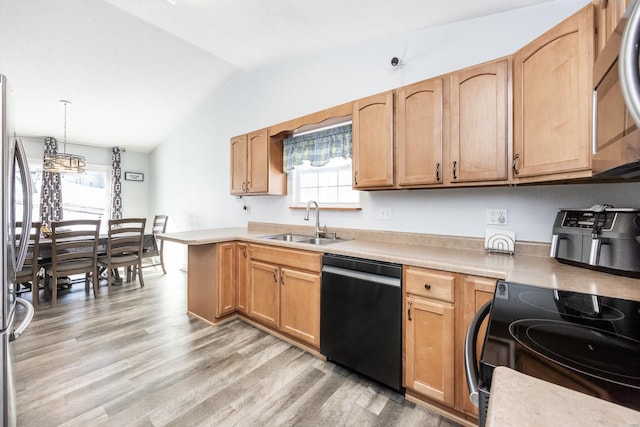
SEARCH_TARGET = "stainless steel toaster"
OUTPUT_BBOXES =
[550,206,640,278]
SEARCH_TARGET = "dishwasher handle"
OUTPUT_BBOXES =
[464,300,492,407]
[322,265,401,287]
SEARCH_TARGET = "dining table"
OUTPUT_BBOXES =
[37,233,157,284]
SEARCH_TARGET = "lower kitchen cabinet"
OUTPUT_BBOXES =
[404,266,456,405]
[403,265,498,423]
[279,267,321,347]
[249,259,280,327]
[236,242,249,314]
[217,242,237,317]
[248,244,322,347]
[187,242,238,323]
[405,296,455,405]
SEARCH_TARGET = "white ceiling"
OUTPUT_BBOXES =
[0,0,548,153]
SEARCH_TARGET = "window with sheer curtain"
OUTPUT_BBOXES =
[283,123,359,208]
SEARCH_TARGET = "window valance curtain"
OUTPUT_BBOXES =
[283,124,352,173]
[111,147,122,220]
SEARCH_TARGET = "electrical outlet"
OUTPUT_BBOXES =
[243,205,250,215]
[378,207,392,220]
[487,208,507,225]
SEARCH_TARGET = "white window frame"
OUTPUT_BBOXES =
[290,157,360,209]
[27,160,112,233]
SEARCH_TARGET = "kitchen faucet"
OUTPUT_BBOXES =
[304,200,326,238]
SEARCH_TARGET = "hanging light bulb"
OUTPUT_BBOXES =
[43,100,86,174]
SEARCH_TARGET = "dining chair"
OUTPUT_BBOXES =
[15,221,42,308]
[98,218,146,290]
[45,219,101,306]
[141,214,168,274]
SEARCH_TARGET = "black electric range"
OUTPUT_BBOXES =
[479,281,640,412]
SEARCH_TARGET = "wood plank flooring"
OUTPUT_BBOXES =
[13,269,461,426]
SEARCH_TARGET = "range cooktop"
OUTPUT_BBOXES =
[480,281,640,411]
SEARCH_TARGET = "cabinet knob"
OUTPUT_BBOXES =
[424,283,431,290]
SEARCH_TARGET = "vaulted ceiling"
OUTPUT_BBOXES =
[0,0,548,152]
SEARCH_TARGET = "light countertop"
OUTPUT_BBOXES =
[486,367,640,427]
[159,226,640,301]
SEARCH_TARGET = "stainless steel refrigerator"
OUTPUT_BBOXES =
[1,74,34,426]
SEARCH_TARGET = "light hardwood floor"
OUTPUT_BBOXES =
[14,269,461,426]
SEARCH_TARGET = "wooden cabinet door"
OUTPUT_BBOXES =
[404,296,455,405]
[352,91,394,188]
[450,59,509,183]
[216,242,237,317]
[279,267,321,347]
[236,242,249,314]
[247,129,269,193]
[457,275,496,416]
[249,260,280,327]
[513,6,593,179]
[594,0,632,57]
[397,79,444,186]
[230,134,248,194]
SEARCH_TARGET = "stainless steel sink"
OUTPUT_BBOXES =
[296,237,347,245]
[260,233,315,242]
[260,233,347,245]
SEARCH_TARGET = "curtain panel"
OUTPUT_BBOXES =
[111,147,122,220]
[40,137,63,226]
[283,124,352,173]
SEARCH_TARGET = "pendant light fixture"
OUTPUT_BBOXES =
[43,100,86,174]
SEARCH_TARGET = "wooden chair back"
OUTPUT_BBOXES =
[100,218,147,289]
[152,215,168,235]
[48,219,101,305]
[106,218,146,259]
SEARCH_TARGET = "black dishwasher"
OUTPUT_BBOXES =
[320,253,403,393]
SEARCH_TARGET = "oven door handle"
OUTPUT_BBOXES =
[464,300,492,407]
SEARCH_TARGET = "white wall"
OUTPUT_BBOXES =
[150,0,640,245]
[21,136,150,220]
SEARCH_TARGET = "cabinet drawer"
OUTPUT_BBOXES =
[404,266,455,302]
[249,244,322,272]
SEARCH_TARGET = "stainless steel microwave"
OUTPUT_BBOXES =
[593,0,640,178]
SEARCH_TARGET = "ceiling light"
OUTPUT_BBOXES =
[43,100,86,174]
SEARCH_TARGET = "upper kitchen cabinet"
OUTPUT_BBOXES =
[594,0,632,58]
[449,58,510,184]
[230,129,286,195]
[396,78,444,187]
[512,5,594,182]
[352,91,394,189]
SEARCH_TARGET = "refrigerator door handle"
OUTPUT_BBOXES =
[620,0,640,128]
[11,298,33,341]
[14,137,32,271]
